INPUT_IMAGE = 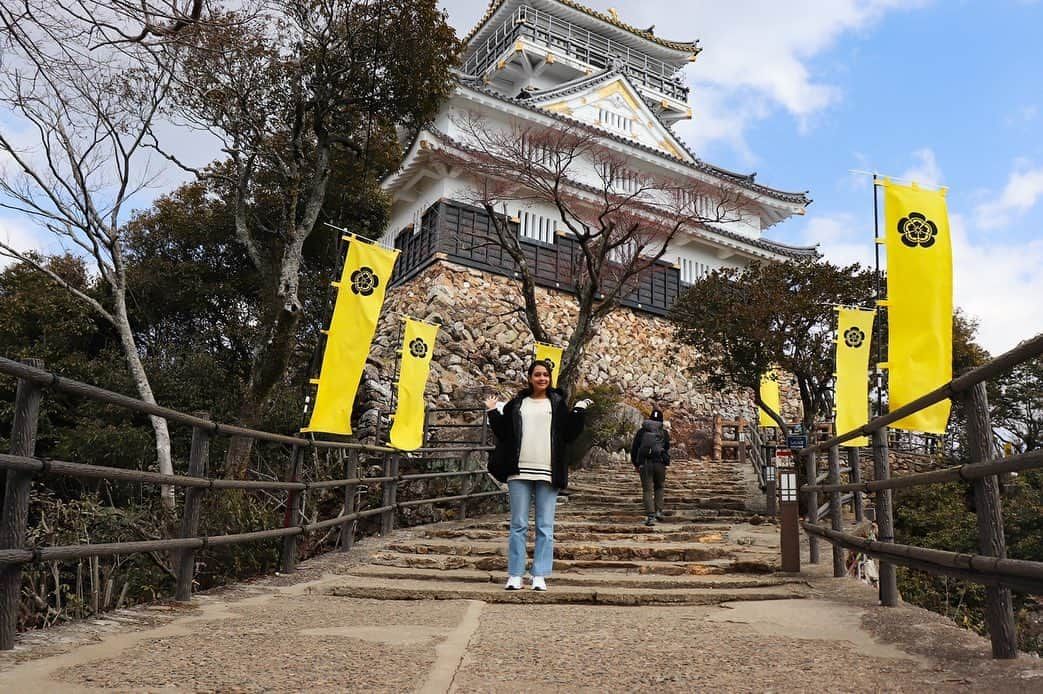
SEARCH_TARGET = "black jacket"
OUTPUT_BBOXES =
[486,387,586,490]
[630,419,670,468]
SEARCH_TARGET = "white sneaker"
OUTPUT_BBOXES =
[504,575,523,591]
[530,576,547,591]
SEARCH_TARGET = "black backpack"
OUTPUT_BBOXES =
[638,428,666,464]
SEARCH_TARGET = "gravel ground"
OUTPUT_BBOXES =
[3,529,1043,693]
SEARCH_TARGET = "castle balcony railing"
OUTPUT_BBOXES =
[462,5,690,103]
[389,200,684,317]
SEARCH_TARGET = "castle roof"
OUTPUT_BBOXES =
[463,0,700,58]
[457,76,811,208]
[384,127,818,261]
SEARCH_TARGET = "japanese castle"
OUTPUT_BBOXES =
[379,0,815,315]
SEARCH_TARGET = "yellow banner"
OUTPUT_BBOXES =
[305,240,398,435]
[759,370,780,428]
[534,342,564,388]
[835,307,875,447]
[883,181,953,433]
[389,319,440,451]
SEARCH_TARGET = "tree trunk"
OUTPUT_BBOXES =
[223,298,303,479]
[114,302,174,509]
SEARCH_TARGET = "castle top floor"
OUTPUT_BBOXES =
[461,1,699,124]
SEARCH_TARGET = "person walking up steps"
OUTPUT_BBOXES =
[630,408,670,526]
[485,360,591,591]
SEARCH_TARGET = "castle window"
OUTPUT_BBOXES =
[679,256,695,284]
[598,109,633,134]
[517,209,557,244]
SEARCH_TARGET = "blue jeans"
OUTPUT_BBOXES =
[507,479,558,577]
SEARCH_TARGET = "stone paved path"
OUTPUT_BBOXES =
[2,456,1043,692]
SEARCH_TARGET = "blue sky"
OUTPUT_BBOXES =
[2,1,1039,356]
[441,0,1043,355]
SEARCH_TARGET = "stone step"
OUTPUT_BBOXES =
[345,565,801,590]
[366,551,775,576]
[332,576,796,604]
[419,528,729,544]
[382,540,733,562]
[323,576,802,605]
[452,520,740,534]
[552,509,753,522]
[567,492,746,504]
[568,498,747,511]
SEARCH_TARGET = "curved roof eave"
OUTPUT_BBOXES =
[419,127,818,261]
[463,0,699,59]
[455,79,811,208]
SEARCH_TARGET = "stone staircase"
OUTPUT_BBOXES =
[323,455,808,605]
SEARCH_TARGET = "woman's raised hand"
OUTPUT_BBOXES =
[484,396,499,411]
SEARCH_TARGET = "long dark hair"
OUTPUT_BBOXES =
[520,359,555,397]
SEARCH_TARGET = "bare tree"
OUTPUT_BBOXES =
[437,114,746,392]
[156,0,459,478]
[0,2,210,507]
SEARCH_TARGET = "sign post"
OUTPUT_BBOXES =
[777,451,800,572]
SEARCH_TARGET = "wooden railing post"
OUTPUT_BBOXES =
[872,427,899,606]
[803,449,820,564]
[280,446,304,574]
[339,448,359,552]
[964,382,1017,659]
[828,444,845,577]
[175,416,211,602]
[848,447,864,523]
[381,454,399,536]
[0,359,44,651]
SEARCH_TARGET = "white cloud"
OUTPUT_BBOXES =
[950,213,1043,355]
[792,212,873,269]
[798,207,1043,356]
[1004,105,1038,127]
[898,148,943,188]
[973,163,1043,230]
[440,1,927,163]
[0,215,52,269]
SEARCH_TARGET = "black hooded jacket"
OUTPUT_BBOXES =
[486,387,586,490]
[630,419,671,468]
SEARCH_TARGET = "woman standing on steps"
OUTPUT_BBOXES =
[484,360,591,591]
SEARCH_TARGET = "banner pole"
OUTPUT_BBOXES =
[872,174,884,419]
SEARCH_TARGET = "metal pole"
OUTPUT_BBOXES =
[872,173,884,419]
[0,359,44,650]
[872,427,898,606]
[803,450,820,564]
[765,445,777,517]
[381,454,399,536]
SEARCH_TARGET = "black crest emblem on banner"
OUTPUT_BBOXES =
[843,326,866,349]
[409,337,428,359]
[897,211,938,248]
[542,357,557,373]
[350,266,379,296]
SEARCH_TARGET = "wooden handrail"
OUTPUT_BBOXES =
[800,331,1043,455]
[795,333,1043,660]
[0,358,507,650]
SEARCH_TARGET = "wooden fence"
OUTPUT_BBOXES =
[0,357,502,650]
[799,331,1043,659]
